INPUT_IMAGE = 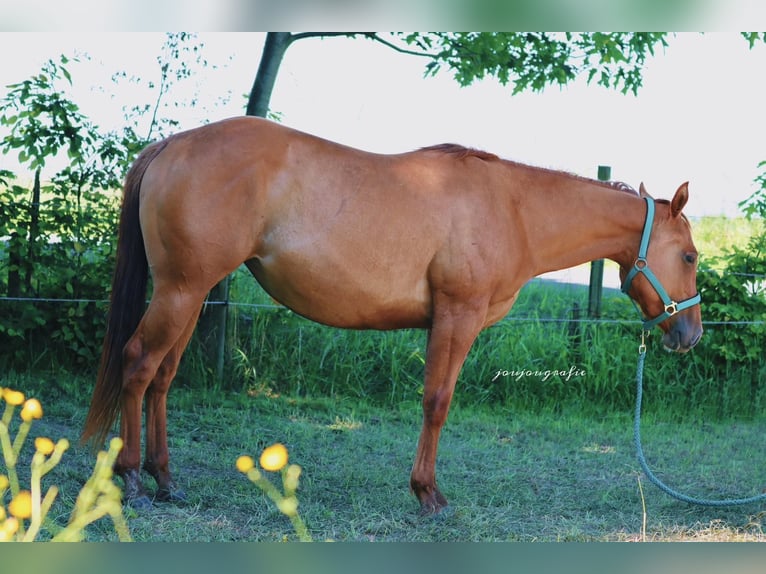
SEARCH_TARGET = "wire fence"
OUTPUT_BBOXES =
[1,293,764,327]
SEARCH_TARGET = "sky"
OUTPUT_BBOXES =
[1,32,766,218]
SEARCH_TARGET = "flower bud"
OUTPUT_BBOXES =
[236,455,255,473]
[35,437,55,455]
[260,443,288,471]
[8,491,32,519]
[3,389,24,406]
[20,398,43,422]
[284,464,302,491]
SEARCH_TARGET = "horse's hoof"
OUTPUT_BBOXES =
[420,504,455,521]
[413,483,450,517]
[418,501,452,518]
[125,494,153,510]
[155,485,187,503]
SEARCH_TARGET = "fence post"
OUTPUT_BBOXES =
[198,275,230,381]
[588,165,611,318]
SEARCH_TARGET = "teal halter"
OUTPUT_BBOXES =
[621,197,701,331]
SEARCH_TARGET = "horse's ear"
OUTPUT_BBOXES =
[639,182,653,199]
[670,182,689,218]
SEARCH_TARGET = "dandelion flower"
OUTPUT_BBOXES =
[8,491,32,519]
[20,398,43,422]
[236,455,255,473]
[35,437,55,456]
[3,389,24,406]
[260,443,288,471]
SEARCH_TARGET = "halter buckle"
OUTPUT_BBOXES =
[664,301,678,316]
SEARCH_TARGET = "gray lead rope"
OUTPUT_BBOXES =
[634,339,766,507]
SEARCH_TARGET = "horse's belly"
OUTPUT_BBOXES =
[245,254,433,330]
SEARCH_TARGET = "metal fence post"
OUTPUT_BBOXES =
[588,165,611,318]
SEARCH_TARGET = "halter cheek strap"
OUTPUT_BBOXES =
[621,197,701,331]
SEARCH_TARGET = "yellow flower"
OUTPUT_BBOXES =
[3,389,24,406]
[35,437,55,456]
[20,398,43,422]
[236,455,255,473]
[0,475,8,490]
[8,491,32,519]
[260,443,288,471]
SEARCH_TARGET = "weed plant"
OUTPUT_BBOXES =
[0,387,130,541]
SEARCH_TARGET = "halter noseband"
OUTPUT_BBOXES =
[621,197,701,331]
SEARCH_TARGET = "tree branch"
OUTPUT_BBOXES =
[289,32,359,42]
[363,33,436,58]
[289,32,436,59]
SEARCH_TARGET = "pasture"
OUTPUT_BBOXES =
[5,369,766,542]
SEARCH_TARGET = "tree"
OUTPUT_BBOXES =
[0,56,142,365]
[246,32,670,120]
[0,56,128,298]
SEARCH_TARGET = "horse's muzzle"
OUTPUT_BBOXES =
[662,320,703,353]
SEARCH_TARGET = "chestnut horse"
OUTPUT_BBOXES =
[82,117,702,514]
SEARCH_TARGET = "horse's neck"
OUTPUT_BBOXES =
[519,177,646,276]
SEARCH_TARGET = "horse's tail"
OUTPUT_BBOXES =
[81,138,171,448]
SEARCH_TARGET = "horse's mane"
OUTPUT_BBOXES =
[605,180,638,196]
[421,144,640,198]
[419,143,499,162]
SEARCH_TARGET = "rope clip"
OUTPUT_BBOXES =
[638,330,649,355]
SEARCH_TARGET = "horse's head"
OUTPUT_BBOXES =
[619,182,703,353]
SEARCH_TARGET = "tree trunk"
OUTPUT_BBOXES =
[7,231,21,297]
[23,167,41,295]
[246,32,293,118]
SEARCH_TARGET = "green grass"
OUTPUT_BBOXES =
[5,371,766,542]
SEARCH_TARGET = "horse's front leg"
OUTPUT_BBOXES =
[410,297,486,515]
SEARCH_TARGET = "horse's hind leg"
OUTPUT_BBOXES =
[117,289,204,508]
[143,302,203,502]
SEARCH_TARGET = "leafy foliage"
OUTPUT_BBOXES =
[247,32,669,117]
[697,232,766,365]
[0,56,135,366]
[0,34,218,370]
[397,32,669,95]
[739,160,766,220]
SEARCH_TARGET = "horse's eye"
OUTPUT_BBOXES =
[684,252,697,265]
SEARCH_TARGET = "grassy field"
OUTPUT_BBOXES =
[4,371,766,542]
